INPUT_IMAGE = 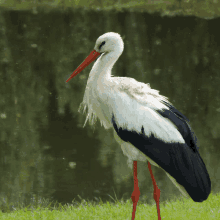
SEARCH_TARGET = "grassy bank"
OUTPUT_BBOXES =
[0,0,220,18]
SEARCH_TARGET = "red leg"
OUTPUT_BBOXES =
[131,161,140,220]
[148,162,161,220]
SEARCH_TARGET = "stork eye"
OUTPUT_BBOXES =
[99,41,106,50]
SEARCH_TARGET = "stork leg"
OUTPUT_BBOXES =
[148,162,161,220]
[131,161,140,220]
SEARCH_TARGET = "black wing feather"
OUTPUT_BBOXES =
[112,102,211,202]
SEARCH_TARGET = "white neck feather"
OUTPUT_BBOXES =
[88,49,122,82]
[80,44,123,128]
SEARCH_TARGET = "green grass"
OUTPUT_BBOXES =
[0,192,219,220]
[0,0,220,18]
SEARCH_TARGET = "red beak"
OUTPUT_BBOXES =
[66,50,101,82]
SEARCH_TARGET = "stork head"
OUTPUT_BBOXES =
[66,32,124,82]
[94,32,124,55]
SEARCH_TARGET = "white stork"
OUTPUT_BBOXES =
[66,32,211,220]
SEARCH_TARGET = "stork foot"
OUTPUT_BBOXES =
[131,161,140,220]
[154,183,161,220]
[148,162,161,220]
[131,185,140,220]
